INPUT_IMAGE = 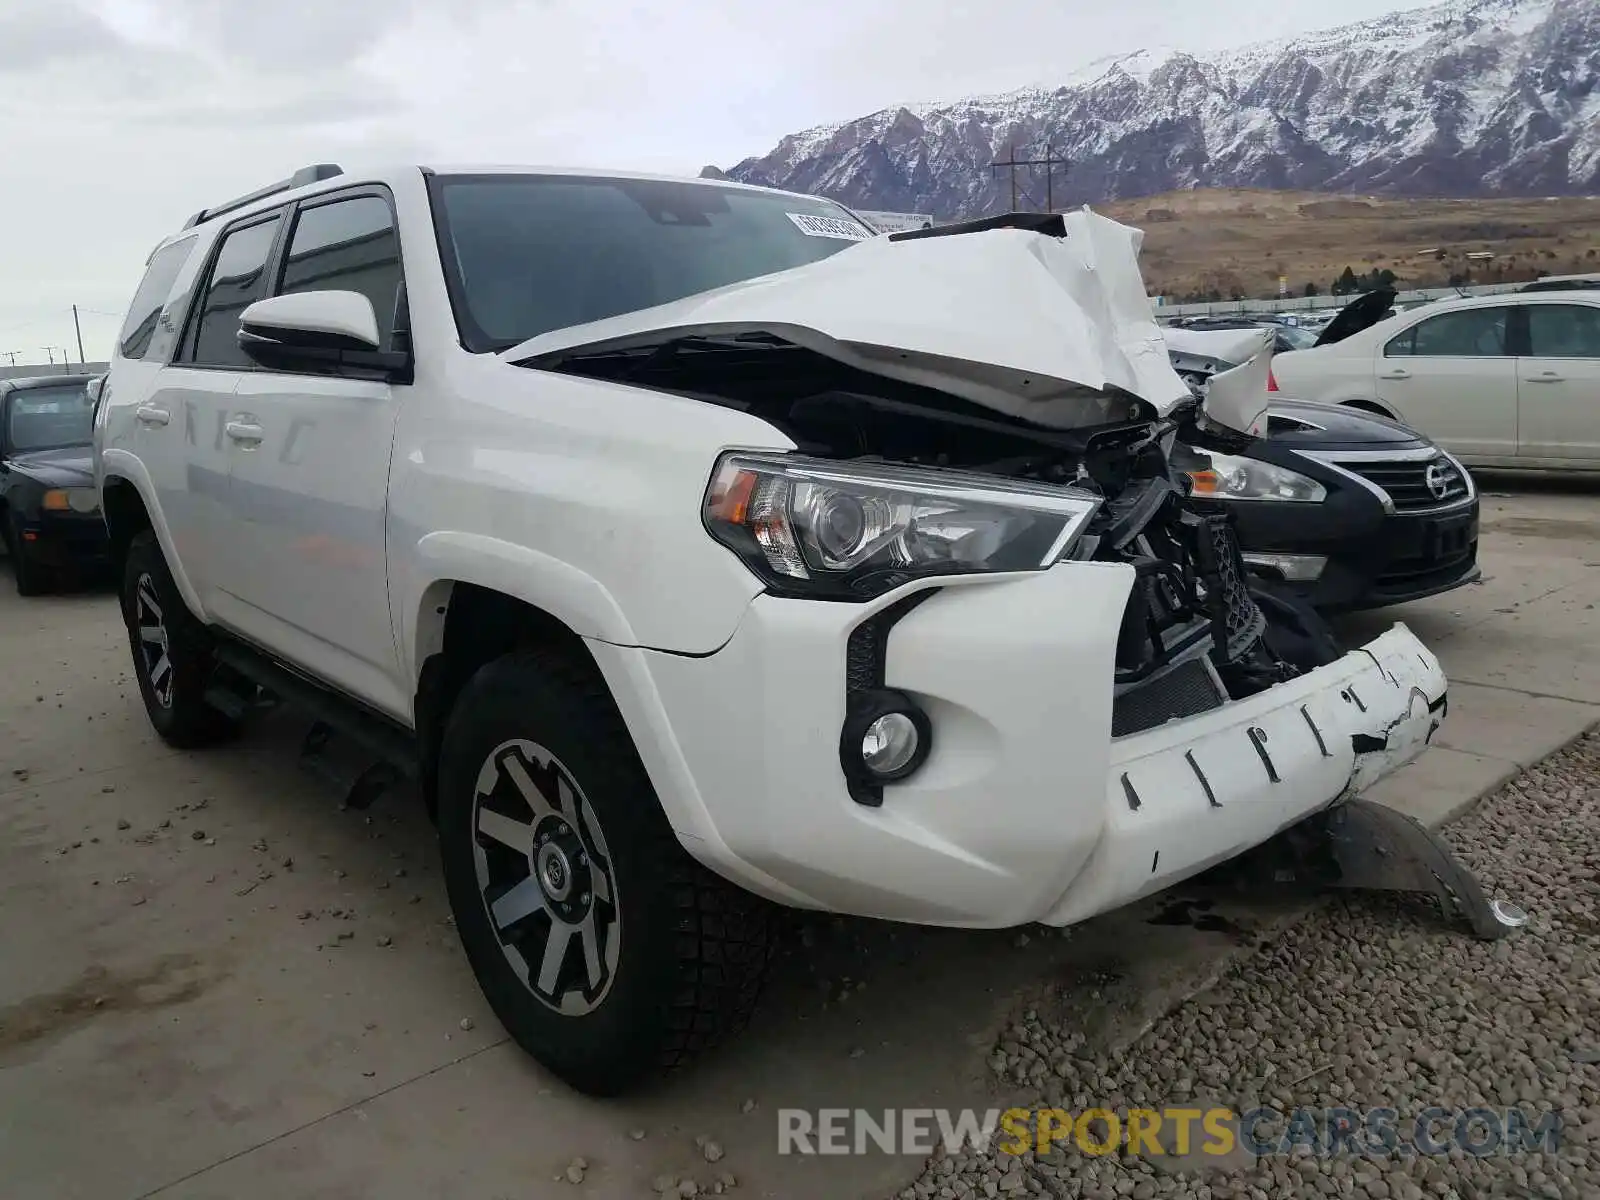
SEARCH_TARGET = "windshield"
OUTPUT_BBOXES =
[1276,325,1319,351]
[429,173,875,352]
[6,383,94,452]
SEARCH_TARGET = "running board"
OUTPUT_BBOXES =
[210,638,418,781]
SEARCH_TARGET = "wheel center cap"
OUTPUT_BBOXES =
[536,842,573,901]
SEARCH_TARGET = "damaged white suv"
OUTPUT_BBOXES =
[96,165,1448,1095]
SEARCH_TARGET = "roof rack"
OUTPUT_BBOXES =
[182,163,344,230]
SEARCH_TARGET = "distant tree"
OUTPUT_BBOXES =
[1332,265,1359,295]
[1588,248,1597,259]
[1304,281,1321,297]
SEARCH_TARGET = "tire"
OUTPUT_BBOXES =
[121,529,235,747]
[437,648,775,1096]
[6,516,49,596]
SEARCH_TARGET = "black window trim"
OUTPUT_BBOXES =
[172,206,293,373]
[272,183,409,357]
[171,184,409,381]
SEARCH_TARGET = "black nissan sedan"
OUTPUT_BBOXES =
[0,373,108,594]
[1172,399,1479,613]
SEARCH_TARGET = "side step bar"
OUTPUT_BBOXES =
[210,638,418,778]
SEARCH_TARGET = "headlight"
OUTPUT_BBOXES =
[703,453,1102,600]
[1174,447,1326,503]
[42,487,100,514]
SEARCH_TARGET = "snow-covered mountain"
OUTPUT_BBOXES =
[718,0,1600,217]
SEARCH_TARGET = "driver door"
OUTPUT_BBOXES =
[216,189,410,720]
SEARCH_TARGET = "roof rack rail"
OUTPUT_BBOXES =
[182,163,344,230]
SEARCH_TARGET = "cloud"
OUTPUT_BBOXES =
[0,0,1446,362]
[0,3,125,71]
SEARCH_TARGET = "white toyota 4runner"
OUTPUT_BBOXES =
[96,164,1448,1095]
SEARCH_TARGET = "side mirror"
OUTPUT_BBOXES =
[1199,328,1273,440]
[237,291,411,382]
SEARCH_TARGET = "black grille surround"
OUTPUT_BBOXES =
[1112,656,1226,737]
[842,591,936,806]
[1333,453,1472,513]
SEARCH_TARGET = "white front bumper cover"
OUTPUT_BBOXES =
[607,562,1446,930]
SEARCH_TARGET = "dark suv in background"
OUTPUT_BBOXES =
[0,373,108,594]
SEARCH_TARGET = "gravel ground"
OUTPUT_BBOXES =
[900,731,1600,1200]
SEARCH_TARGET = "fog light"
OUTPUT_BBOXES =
[1242,552,1327,583]
[840,688,933,801]
[862,712,919,775]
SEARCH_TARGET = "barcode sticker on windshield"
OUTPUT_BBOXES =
[787,213,874,241]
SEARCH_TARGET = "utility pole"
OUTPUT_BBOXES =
[989,141,1068,214]
[1,351,17,367]
[72,305,86,364]
[42,347,54,367]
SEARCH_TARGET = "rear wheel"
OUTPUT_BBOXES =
[121,530,235,746]
[437,648,775,1096]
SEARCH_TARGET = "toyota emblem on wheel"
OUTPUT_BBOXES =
[1425,461,1451,501]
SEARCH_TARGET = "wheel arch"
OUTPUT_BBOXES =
[98,452,206,618]
[412,578,620,821]
[1340,397,1400,420]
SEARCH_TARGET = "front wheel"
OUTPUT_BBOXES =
[437,648,775,1096]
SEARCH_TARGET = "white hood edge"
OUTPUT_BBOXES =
[502,208,1196,429]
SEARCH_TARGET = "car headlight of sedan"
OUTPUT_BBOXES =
[42,487,100,514]
[1173,447,1326,503]
[704,452,1102,600]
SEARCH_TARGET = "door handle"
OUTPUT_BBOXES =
[225,419,264,443]
[135,404,170,427]
[1523,371,1564,383]
[1379,369,1411,380]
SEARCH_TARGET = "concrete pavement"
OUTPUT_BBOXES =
[0,480,1595,1200]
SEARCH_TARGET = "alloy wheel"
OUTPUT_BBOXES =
[471,739,622,1016]
[134,572,174,709]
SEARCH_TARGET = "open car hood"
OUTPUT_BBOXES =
[506,208,1195,429]
[1313,287,1397,347]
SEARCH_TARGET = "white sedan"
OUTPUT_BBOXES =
[1268,292,1600,471]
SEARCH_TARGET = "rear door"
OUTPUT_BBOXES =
[1375,305,1518,458]
[136,213,288,613]
[1516,300,1600,465]
[219,189,410,718]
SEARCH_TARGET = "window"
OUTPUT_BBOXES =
[1390,307,1511,358]
[279,195,403,349]
[1526,304,1600,358]
[118,236,197,360]
[6,383,94,452]
[182,215,283,368]
[430,174,876,352]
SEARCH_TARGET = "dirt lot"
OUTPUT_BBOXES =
[2,479,1597,1200]
[1097,189,1600,302]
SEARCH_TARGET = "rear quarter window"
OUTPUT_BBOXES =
[119,236,198,361]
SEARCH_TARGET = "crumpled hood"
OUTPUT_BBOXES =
[506,208,1195,427]
[1162,325,1273,367]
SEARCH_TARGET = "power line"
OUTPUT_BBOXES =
[989,142,1069,214]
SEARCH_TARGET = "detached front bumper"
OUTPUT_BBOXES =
[622,562,1446,929]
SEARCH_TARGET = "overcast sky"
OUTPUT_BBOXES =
[0,0,1441,364]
